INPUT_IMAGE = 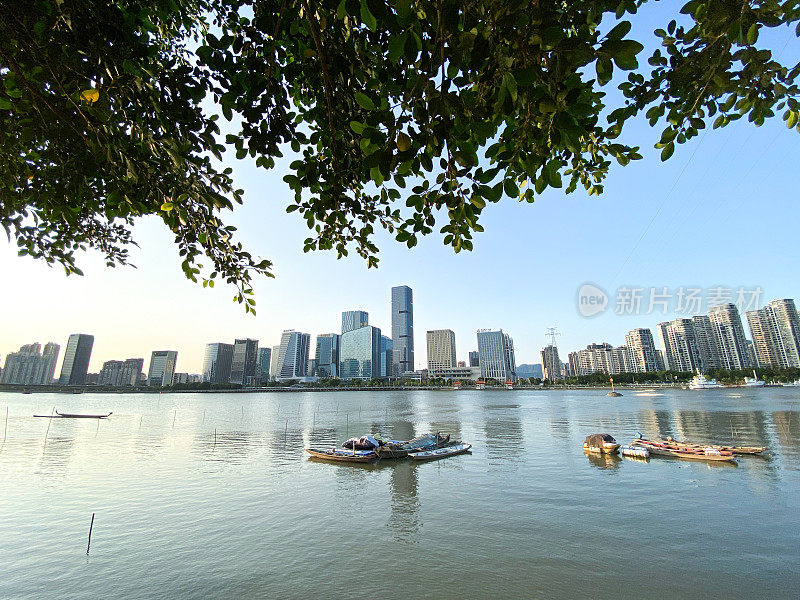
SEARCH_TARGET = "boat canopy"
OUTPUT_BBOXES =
[584,433,617,446]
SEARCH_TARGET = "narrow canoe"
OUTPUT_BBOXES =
[647,437,765,455]
[409,443,471,461]
[56,411,113,419]
[305,448,378,463]
[632,439,735,462]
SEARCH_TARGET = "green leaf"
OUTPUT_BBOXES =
[606,21,632,41]
[354,92,376,110]
[660,141,675,161]
[746,24,758,44]
[0,97,11,110]
[504,179,520,198]
[349,120,366,134]
[160,202,174,212]
[360,0,377,31]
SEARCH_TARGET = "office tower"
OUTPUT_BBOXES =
[120,358,144,386]
[708,303,750,369]
[658,319,701,372]
[58,334,94,385]
[747,299,800,368]
[148,350,178,386]
[427,329,457,372]
[230,338,259,385]
[314,333,340,378]
[202,343,234,383]
[256,347,272,383]
[391,285,414,374]
[468,351,479,367]
[340,325,382,380]
[380,335,393,378]
[624,328,660,372]
[275,330,311,381]
[691,315,722,371]
[478,329,517,381]
[540,344,563,380]
[341,310,369,334]
[269,345,281,381]
[0,342,59,385]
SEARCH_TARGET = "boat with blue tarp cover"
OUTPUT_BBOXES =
[408,443,472,461]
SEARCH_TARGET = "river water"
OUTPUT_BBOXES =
[1,388,798,598]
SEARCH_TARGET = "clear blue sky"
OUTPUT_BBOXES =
[2,7,798,374]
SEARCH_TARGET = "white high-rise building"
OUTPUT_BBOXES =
[0,342,60,385]
[148,350,178,386]
[427,329,457,372]
[747,299,800,368]
[658,319,701,372]
[708,303,750,370]
[391,286,414,374]
[625,328,660,372]
[540,344,563,380]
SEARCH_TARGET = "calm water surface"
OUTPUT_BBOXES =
[1,388,799,599]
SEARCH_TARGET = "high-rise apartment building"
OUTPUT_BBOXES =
[269,345,281,381]
[478,329,517,381]
[98,357,143,386]
[275,331,311,381]
[658,319,701,372]
[230,338,259,385]
[341,311,369,334]
[540,344,563,380]
[624,328,660,372]
[0,342,60,385]
[708,303,750,370]
[691,315,721,371]
[340,325,383,380]
[202,343,234,383]
[58,334,94,385]
[747,299,800,368]
[256,347,272,383]
[391,285,414,374]
[148,350,178,386]
[468,351,479,367]
[426,329,457,372]
[314,333,340,378]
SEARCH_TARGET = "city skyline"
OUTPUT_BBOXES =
[2,107,799,372]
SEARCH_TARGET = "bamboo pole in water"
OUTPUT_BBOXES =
[43,406,55,443]
[86,513,95,554]
[4,406,7,442]
[284,419,288,447]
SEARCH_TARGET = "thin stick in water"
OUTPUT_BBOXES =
[43,406,55,444]
[213,427,217,450]
[4,406,8,442]
[173,409,176,428]
[284,419,288,447]
[86,513,95,555]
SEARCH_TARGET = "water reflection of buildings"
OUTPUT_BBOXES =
[388,460,421,541]
[482,402,524,465]
[772,411,800,458]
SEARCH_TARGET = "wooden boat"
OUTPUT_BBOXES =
[375,433,450,459]
[56,410,112,419]
[583,433,620,454]
[650,436,765,455]
[305,448,378,463]
[34,411,112,418]
[409,443,471,461]
[632,438,735,462]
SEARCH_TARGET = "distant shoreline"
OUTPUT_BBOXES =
[1,383,693,395]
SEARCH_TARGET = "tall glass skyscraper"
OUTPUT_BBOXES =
[391,285,414,374]
[202,343,234,383]
[256,347,272,383]
[477,329,517,381]
[341,310,369,334]
[314,333,340,378]
[275,330,311,381]
[147,350,178,386]
[58,333,94,385]
[340,325,382,380]
[230,338,259,385]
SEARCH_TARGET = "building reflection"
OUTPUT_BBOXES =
[482,402,524,465]
[387,460,421,541]
[772,411,800,459]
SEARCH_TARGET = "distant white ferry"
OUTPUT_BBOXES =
[688,372,723,390]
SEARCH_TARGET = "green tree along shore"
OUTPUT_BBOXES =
[2,1,799,308]
[2,367,798,393]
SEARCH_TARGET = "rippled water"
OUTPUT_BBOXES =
[2,388,799,598]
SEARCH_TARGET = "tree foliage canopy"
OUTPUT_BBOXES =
[2,0,799,310]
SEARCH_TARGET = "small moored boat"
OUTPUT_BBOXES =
[34,411,112,419]
[632,437,736,462]
[583,433,620,454]
[408,443,471,461]
[305,448,378,463]
[649,436,765,455]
